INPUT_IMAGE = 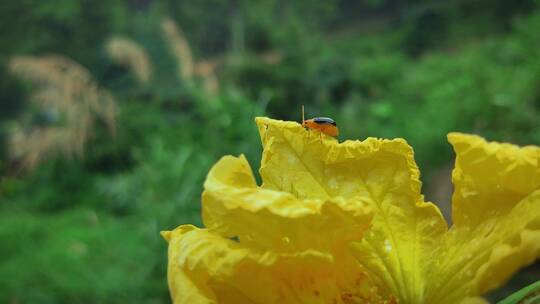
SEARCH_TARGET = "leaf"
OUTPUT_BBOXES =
[497,280,540,304]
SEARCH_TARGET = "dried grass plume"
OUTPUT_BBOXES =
[8,55,117,170]
[106,37,152,85]
[161,18,194,81]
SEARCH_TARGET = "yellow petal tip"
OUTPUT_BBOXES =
[160,230,171,242]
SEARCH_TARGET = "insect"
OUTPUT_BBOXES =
[301,105,339,138]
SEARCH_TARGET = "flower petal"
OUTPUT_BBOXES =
[459,297,489,304]
[202,154,374,254]
[425,134,540,303]
[162,225,389,304]
[255,118,423,200]
[255,117,447,303]
[448,133,540,227]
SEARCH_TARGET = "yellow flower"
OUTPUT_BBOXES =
[162,117,540,304]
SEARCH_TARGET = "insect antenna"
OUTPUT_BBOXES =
[301,105,305,124]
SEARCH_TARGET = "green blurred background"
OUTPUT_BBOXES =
[1,0,539,302]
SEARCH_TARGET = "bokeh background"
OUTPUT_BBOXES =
[1,0,539,302]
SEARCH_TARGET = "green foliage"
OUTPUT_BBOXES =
[0,81,264,302]
[0,208,162,303]
[231,4,540,174]
[498,280,540,304]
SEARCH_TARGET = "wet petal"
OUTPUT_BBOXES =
[448,133,540,227]
[426,134,540,303]
[162,225,387,304]
[202,154,374,254]
[255,117,447,303]
[256,118,423,200]
[164,119,540,304]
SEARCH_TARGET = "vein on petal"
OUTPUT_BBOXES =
[270,127,333,198]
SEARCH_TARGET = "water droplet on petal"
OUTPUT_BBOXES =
[384,239,392,252]
[282,237,290,244]
[328,178,339,189]
[288,156,298,165]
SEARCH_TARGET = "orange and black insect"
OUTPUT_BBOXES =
[301,105,339,137]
